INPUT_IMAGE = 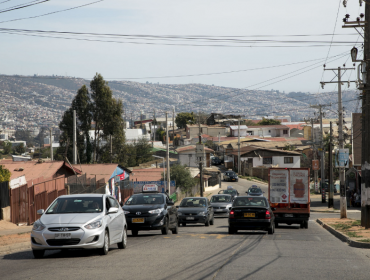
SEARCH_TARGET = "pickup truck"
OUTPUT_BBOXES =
[268,168,310,229]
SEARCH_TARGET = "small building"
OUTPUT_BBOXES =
[186,124,228,139]
[229,125,248,137]
[176,145,214,168]
[244,125,290,138]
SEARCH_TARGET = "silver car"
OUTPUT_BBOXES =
[210,194,233,216]
[31,194,127,258]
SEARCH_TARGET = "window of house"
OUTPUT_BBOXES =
[283,130,288,134]
[284,157,293,164]
[268,130,271,133]
[247,131,253,135]
[263,157,272,164]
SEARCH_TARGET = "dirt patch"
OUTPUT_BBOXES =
[0,233,30,247]
[0,220,19,230]
[321,218,370,242]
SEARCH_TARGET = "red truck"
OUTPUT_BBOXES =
[268,168,310,229]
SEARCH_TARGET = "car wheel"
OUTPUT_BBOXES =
[275,222,278,228]
[99,230,109,255]
[182,222,186,227]
[268,223,274,235]
[32,250,44,259]
[304,220,308,229]
[205,217,210,227]
[131,229,138,236]
[117,227,127,249]
[210,215,214,226]
[161,216,169,235]
[172,220,179,234]
[300,222,304,229]
[228,227,236,234]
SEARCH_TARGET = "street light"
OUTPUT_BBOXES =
[152,155,167,193]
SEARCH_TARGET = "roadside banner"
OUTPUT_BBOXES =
[312,160,319,171]
[290,169,309,204]
[335,149,349,168]
[269,169,289,203]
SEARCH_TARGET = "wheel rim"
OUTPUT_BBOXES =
[123,229,127,246]
[104,233,109,252]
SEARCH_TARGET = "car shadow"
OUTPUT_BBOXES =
[234,231,267,235]
[276,225,300,229]
[2,247,122,260]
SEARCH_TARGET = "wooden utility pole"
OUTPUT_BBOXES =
[329,121,334,208]
[50,127,53,161]
[198,112,204,197]
[73,109,77,164]
[166,112,170,195]
[237,117,241,175]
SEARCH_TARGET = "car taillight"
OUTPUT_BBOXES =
[265,210,271,219]
[229,210,235,218]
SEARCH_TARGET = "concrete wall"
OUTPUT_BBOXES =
[1,206,11,222]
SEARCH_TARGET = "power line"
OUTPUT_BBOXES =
[0,0,49,14]
[0,0,104,24]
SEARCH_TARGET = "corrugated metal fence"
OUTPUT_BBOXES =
[67,174,106,194]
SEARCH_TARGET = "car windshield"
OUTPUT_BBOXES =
[211,195,231,202]
[248,188,262,194]
[226,172,236,176]
[233,197,267,207]
[223,190,236,195]
[125,194,164,205]
[180,198,207,207]
[46,197,103,214]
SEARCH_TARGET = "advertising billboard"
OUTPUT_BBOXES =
[269,169,289,204]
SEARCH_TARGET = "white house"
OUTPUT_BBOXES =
[124,129,151,143]
[229,125,248,137]
[176,145,214,168]
[245,125,290,138]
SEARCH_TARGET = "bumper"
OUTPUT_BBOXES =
[229,219,272,231]
[213,210,229,216]
[31,226,105,251]
[126,214,166,231]
[178,215,207,224]
[274,213,309,225]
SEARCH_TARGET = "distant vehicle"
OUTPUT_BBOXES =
[122,185,178,236]
[224,171,238,182]
[228,196,275,234]
[211,157,221,165]
[31,194,127,258]
[210,194,233,216]
[218,188,239,201]
[177,197,214,227]
[320,181,337,194]
[246,186,264,197]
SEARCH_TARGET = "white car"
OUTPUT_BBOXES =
[31,194,127,258]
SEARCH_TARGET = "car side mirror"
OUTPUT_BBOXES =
[167,201,174,206]
[108,207,119,214]
[37,209,44,215]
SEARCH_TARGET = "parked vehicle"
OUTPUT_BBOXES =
[223,171,238,182]
[228,196,275,234]
[177,197,214,226]
[122,185,178,236]
[210,194,233,216]
[211,157,222,165]
[268,168,310,229]
[31,194,127,259]
[246,186,264,197]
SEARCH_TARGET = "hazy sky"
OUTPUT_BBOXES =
[0,0,365,93]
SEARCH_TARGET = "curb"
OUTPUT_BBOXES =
[316,219,370,249]
[311,209,339,213]
[0,242,30,255]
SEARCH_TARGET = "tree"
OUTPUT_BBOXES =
[257,118,281,125]
[164,164,197,193]
[244,120,258,126]
[14,130,34,146]
[3,141,12,155]
[0,165,11,182]
[14,143,26,154]
[175,112,195,129]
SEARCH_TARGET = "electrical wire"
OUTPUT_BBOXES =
[0,0,49,14]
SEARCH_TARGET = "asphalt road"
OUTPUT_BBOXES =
[1,180,369,280]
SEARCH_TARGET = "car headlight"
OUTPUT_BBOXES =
[123,210,130,214]
[198,211,206,216]
[148,208,164,214]
[84,218,103,229]
[32,220,45,232]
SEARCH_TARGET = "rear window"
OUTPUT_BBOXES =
[211,195,231,202]
[180,198,207,207]
[233,197,267,207]
[248,188,262,194]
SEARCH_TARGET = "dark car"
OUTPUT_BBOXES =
[223,171,238,182]
[218,188,239,201]
[246,186,264,197]
[177,197,214,226]
[211,157,221,165]
[320,181,337,194]
[228,196,275,234]
[122,191,178,236]
[210,194,233,216]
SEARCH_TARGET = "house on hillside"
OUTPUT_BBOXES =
[245,125,290,137]
[226,145,301,169]
[186,124,228,139]
[176,145,214,168]
[229,125,248,137]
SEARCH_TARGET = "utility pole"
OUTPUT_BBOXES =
[110,135,112,163]
[50,127,53,161]
[311,118,318,192]
[152,110,156,148]
[172,106,175,148]
[321,66,355,218]
[311,105,327,203]
[329,121,334,208]
[166,112,170,195]
[237,117,241,175]
[198,112,204,197]
[73,109,77,164]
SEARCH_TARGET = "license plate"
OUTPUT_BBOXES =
[55,233,71,239]
[232,179,235,181]
[215,209,223,212]
[132,218,144,223]
[244,213,255,218]
[285,214,293,217]
[186,217,195,220]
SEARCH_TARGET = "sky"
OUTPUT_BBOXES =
[0,0,365,94]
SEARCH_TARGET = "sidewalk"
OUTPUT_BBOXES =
[0,221,32,255]
[310,193,361,213]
